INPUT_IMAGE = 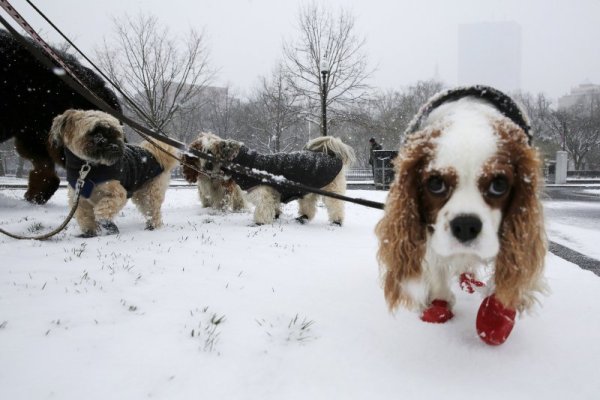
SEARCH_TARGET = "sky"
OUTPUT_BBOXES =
[5,0,600,100]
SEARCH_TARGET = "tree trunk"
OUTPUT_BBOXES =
[0,152,5,176]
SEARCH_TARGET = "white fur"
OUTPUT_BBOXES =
[424,98,503,260]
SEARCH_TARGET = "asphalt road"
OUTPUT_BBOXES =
[543,186,600,275]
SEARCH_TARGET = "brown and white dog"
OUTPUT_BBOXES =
[375,86,547,345]
[183,133,355,225]
[49,109,178,236]
[181,132,246,212]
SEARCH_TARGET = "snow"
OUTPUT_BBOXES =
[1,186,600,400]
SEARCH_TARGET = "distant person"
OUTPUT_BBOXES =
[368,137,382,176]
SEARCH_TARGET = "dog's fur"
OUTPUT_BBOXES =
[0,29,121,204]
[49,109,178,236]
[181,132,246,212]
[375,93,546,340]
[183,133,355,225]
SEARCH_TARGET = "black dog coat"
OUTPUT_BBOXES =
[65,145,164,198]
[228,146,343,203]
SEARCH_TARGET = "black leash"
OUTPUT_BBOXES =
[0,1,385,211]
[0,163,90,240]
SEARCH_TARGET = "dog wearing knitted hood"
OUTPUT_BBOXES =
[182,133,355,225]
[49,109,178,236]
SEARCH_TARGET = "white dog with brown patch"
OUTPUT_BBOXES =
[49,109,178,237]
[376,86,547,345]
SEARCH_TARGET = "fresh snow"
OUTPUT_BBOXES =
[1,186,600,400]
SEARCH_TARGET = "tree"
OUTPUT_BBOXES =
[97,13,213,137]
[283,2,371,135]
[246,65,303,153]
[543,94,600,170]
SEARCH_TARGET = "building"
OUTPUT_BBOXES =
[558,82,600,110]
[458,22,522,93]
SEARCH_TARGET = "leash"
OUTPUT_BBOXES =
[0,163,90,240]
[0,1,385,212]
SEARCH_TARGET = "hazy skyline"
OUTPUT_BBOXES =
[5,0,600,100]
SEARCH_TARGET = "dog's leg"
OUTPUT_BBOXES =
[68,187,98,237]
[297,193,318,224]
[323,196,345,226]
[229,184,246,211]
[321,173,346,226]
[88,181,127,235]
[250,186,280,225]
[131,173,170,230]
[15,136,60,204]
[419,254,455,323]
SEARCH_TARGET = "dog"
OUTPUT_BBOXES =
[375,86,547,345]
[48,109,178,236]
[0,29,122,204]
[181,132,246,212]
[183,133,355,225]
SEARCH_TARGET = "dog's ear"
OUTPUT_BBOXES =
[494,127,546,311]
[375,133,430,311]
[48,109,77,147]
[181,140,204,183]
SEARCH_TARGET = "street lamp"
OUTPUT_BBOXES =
[320,55,330,136]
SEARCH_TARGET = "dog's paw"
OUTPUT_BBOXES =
[296,215,309,224]
[476,295,516,346]
[420,300,454,323]
[331,220,342,227]
[77,230,97,238]
[98,220,119,236]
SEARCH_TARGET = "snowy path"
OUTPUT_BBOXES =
[1,188,600,400]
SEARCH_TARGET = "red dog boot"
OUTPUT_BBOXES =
[421,299,454,323]
[459,273,485,294]
[476,295,517,345]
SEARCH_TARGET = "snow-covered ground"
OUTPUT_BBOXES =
[1,186,600,400]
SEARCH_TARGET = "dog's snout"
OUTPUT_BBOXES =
[93,134,106,145]
[450,215,482,243]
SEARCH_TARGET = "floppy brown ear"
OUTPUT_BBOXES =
[375,134,430,310]
[494,126,547,311]
[181,140,205,183]
[48,109,77,148]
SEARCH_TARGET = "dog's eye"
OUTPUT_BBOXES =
[205,161,213,170]
[426,176,447,195]
[488,176,509,197]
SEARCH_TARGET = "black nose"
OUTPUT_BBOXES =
[450,215,482,243]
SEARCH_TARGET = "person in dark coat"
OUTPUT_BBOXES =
[368,137,383,176]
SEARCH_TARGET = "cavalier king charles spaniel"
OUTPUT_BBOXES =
[375,86,547,345]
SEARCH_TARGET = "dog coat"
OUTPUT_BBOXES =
[65,144,164,198]
[228,146,344,203]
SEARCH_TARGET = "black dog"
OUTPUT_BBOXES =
[0,29,121,204]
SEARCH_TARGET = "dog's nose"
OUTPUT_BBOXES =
[450,215,482,243]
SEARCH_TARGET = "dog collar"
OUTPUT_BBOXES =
[405,85,532,144]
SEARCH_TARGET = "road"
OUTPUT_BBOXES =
[543,186,600,275]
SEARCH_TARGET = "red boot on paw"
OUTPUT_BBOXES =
[421,299,454,323]
[460,273,485,294]
[476,295,516,345]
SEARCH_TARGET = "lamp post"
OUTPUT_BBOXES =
[320,55,329,136]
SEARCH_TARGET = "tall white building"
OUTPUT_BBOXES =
[458,22,522,93]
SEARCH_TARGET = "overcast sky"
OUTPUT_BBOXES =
[7,0,600,100]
